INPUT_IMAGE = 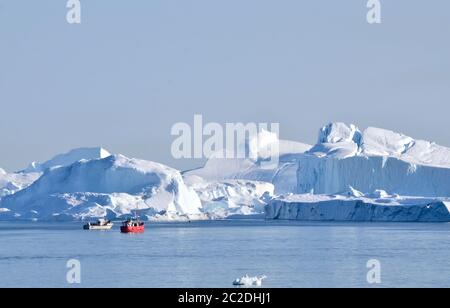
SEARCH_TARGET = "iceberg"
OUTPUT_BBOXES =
[184,175,274,218]
[265,193,450,222]
[0,154,203,221]
[186,122,450,221]
[297,123,450,197]
[190,122,450,197]
[1,147,111,199]
[233,275,267,287]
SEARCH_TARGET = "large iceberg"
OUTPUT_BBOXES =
[0,154,203,221]
[297,123,450,197]
[266,192,450,222]
[187,122,450,222]
[1,147,111,199]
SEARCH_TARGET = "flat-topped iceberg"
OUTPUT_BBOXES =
[266,192,450,222]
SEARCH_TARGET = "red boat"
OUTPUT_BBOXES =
[120,218,145,233]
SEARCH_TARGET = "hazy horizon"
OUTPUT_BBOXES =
[1,0,450,172]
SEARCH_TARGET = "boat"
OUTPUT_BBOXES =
[83,219,114,230]
[120,218,145,233]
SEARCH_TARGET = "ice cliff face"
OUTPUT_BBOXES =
[298,123,450,197]
[0,155,202,221]
[266,193,450,222]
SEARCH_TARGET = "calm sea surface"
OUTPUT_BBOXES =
[0,220,449,288]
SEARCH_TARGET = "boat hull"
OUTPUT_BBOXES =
[120,225,145,233]
[83,224,113,230]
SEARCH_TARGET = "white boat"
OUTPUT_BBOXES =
[83,219,114,230]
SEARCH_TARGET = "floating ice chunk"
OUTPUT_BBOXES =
[233,275,267,287]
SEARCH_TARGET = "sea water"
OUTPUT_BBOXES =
[0,220,449,288]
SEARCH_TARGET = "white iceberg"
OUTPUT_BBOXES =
[1,147,111,199]
[297,123,450,197]
[0,154,203,221]
[266,193,450,222]
[190,122,450,198]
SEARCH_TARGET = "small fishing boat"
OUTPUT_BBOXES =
[83,219,114,230]
[120,218,145,233]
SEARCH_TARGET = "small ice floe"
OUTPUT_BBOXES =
[233,275,267,287]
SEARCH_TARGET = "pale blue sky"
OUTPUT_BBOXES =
[1,0,449,171]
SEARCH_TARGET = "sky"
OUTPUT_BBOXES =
[0,0,449,172]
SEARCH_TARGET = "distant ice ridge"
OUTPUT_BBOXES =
[266,190,450,222]
[22,147,111,173]
[0,154,203,221]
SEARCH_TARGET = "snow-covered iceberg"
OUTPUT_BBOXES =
[1,147,111,199]
[185,122,450,222]
[0,154,203,221]
[297,123,450,197]
[190,122,450,198]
